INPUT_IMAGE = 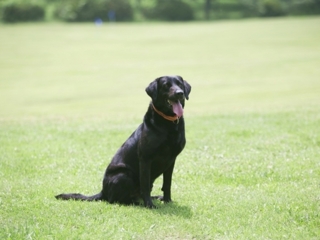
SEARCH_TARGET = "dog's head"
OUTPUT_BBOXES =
[146,75,191,117]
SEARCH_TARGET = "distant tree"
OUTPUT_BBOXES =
[54,0,133,22]
[145,0,194,21]
[204,0,212,20]
[1,2,45,22]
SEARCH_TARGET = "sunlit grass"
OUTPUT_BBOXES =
[1,17,319,118]
[0,17,320,239]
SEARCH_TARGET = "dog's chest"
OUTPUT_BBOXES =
[149,134,184,178]
[158,131,185,157]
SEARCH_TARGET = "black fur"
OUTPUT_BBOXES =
[55,75,191,208]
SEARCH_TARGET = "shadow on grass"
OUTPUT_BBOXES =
[133,200,193,219]
[54,196,192,218]
[155,203,192,219]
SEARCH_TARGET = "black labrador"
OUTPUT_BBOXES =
[55,75,191,208]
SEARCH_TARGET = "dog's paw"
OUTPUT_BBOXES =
[152,195,172,203]
[145,203,157,209]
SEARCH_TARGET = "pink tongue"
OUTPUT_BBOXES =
[172,101,183,117]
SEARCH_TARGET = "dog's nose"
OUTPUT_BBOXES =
[175,90,184,98]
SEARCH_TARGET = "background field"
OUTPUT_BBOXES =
[0,17,320,239]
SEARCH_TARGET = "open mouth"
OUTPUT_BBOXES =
[167,99,183,117]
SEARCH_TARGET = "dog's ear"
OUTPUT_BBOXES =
[145,78,159,101]
[183,80,191,100]
[178,76,191,100]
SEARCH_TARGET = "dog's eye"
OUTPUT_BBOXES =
[165,82,171,88]
[176,82,183,89]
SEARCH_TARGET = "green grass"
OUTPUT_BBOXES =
[1,17,320,239]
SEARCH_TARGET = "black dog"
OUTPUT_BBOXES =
[55,75,191,208]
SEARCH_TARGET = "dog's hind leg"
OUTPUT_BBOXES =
[103,173,138,205]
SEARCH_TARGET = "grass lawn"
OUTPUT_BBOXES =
[0,17,320,239]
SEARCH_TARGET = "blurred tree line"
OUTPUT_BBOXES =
[0,0,319,23]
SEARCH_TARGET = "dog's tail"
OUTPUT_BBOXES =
[55,192,103,201]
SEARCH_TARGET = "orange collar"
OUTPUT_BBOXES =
[152,103,181,124]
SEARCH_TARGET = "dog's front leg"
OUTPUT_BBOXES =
[161,160,175,203]
[139,160,156,209]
